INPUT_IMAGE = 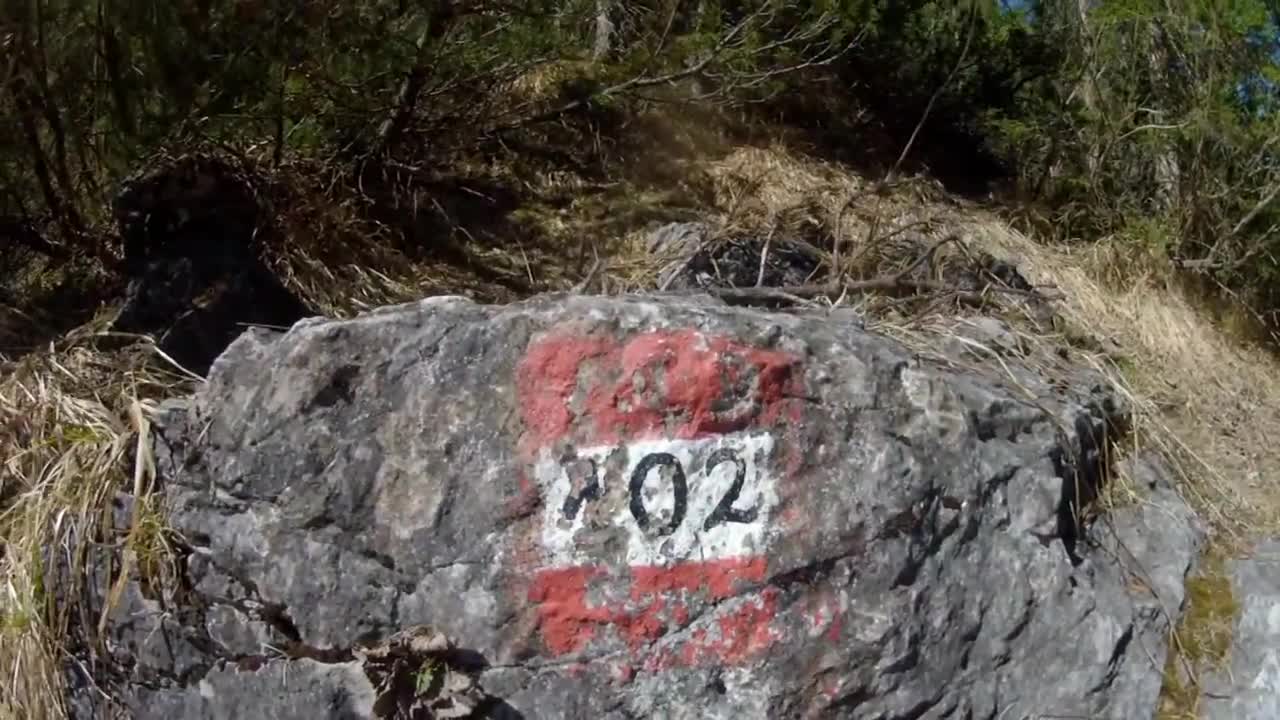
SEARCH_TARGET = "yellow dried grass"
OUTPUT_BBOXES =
[690,143,1275,538]
[0,339,194,720]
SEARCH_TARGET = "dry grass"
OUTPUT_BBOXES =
[667,141,1277,535]
[976,224,1280,533]
[0,338,194,720]
[256,157,525,317]
[647,142,1280,716]
[600,141,966,296]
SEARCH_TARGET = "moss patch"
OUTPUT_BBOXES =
[1157,544,1240,719]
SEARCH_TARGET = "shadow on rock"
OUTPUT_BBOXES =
[112,153,312,376]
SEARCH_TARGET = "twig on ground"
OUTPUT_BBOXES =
[694,279,1056,308]
[572,250,603,294]
[756,225,775,287]
[675,234,1060,310]
[897,232,963,280]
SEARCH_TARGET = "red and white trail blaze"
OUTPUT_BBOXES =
[512,327,837,671]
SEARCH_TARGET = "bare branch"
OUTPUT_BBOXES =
[1228,183,1280,241]
[683,277,1057,308]
[483,7,847,137]
[887,7,978,183]
[671,233,1057,309]
[375,2,462,155]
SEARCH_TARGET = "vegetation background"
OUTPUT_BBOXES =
[3,1,1280,718]
[4,0,1280,336]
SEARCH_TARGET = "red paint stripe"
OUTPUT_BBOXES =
[630,556,766,601]
[527,558,774,665]
[526,566,613,655]
[516,329,801,453]
[515,328,809,669]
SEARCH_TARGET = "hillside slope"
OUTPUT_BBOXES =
[3,117,1280,718]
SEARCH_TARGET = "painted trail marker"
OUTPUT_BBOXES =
[514,327,822,669]
[533,432,779,567]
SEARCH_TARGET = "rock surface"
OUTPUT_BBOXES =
[1201,540,1280,720]
[85,294,1201,718]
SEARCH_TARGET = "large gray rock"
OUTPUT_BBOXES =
[94,294,1199,718]
[1201,540,1280,720]
[1093,454,1205,719]
[139,660,376,720]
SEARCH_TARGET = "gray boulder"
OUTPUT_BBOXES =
[91,294,1199,718]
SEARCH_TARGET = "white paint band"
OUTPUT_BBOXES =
[534,432,780,567]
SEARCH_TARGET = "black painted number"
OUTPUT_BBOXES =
[702,448,758,530]
[628,453,688,536]
[560,446,762,534]
[560,457,600,521]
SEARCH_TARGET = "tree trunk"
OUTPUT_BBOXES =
[1146,21,1179,213]
[375,2,459,155]
[8,75,81,243]
[31,0,76,203]
[592,0,615,61]
[1070,0,1100,179]
[100,1,135,137]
